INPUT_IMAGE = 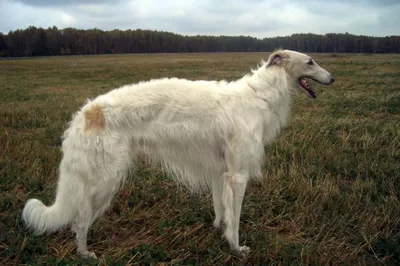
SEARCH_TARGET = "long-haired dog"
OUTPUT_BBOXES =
[22,50,334,258]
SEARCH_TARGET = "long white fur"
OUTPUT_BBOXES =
[22,50,334,258]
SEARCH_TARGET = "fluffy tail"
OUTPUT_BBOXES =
[22,179,81,234]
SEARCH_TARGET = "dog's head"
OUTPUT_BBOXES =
[266,50,335,98]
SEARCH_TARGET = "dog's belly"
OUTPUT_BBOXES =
[134,139,226,189]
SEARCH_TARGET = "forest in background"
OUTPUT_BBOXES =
[0,26,399,57]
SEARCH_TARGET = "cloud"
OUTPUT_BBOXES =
[1,0,399,38]
[13,0,120,7]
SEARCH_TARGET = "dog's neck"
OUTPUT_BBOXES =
[245,66,293,108]
[244,66,293,143]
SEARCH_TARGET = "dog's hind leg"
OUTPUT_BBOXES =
[73,169,128,259]
[91,191,116,226]
[72,197,97,259]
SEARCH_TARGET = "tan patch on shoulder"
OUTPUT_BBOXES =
[84,105,105,133]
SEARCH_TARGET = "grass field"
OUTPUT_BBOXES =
[0,52,399,265]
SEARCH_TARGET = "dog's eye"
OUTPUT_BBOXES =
[307,59,314,65]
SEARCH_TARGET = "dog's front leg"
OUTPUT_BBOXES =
[221,172,250,257]
[212,177,225,228]
[232,175,248,246]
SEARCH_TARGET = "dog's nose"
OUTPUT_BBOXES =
[331,77,335,83]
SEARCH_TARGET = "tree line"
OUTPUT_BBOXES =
[0,26,399,57]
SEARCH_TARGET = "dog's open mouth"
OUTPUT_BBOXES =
[297,77,317,99]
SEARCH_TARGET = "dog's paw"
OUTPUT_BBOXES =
[233,245,251,257]
[213,218,222,228]
[78,250,97,259]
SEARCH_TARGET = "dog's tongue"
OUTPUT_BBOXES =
[300,78,317,99]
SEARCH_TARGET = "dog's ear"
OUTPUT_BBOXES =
[266,52,286,67]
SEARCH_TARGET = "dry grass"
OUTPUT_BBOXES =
[0,52,399,265]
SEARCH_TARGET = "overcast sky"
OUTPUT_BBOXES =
[0,0,399,38]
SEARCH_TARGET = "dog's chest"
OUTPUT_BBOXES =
[261,102,291,145]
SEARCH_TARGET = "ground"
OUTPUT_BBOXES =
[0,52,399,265]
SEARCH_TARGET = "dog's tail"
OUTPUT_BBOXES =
[22,178,81,235]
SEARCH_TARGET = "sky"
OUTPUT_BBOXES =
[0,0,399,38]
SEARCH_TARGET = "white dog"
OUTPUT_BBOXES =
[22,50,334,258]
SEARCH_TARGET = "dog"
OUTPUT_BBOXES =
[22,50,334,258]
